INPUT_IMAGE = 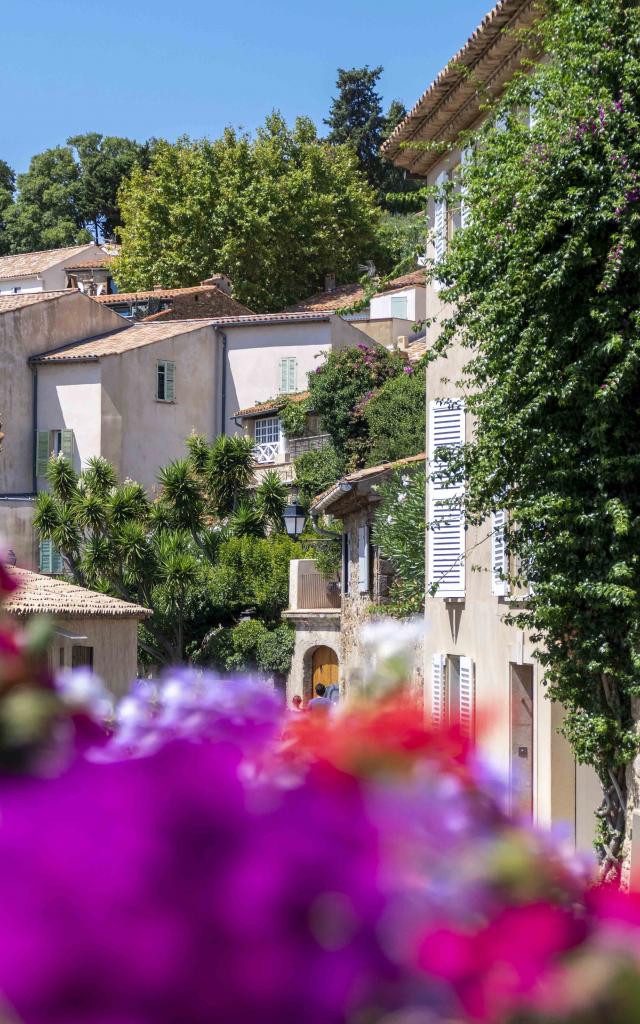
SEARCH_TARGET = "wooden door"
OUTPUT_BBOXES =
[311,646,339,693]
[510,663,534,818]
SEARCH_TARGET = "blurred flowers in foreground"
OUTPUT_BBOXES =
[3,565,640,1022]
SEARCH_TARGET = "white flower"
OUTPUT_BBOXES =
[401,475,411,487]
[397,492,407,503]
[55,668,114,720]
[386,515,394,524]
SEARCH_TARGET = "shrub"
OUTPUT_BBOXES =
[364,362,426,466]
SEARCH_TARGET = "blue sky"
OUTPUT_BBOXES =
[2,0,491,174]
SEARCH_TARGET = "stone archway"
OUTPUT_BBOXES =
[302,644,340,701]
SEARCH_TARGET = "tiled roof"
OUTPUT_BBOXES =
[4,568,150,619]
[311,453,426,513]
[30,320,215,363]
[96,285,219,303]
[287,269,426,313]
[0,245,98,281]
[381,0,540,176]
[234,391,310,419]
[65,258,116,270]
[0,291,72,314]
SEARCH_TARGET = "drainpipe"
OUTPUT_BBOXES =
[218,329,228,436]
[30,364,38,494]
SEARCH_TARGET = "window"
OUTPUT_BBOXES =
[156,360,176,402]
[39,539,63,575]
[279,357,297,394]
[36,429,74,477]
[255,417,281,446]
[431,654,475,738]
[357,524,371,595]
[491,509,509,597]
[72,646,94,669]
[59,647,65,668]
[390,294,408,319]
[433,170,449,265]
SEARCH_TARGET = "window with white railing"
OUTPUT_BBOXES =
[253,416,282,464]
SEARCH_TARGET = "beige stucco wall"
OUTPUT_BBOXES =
[0,292,122,499]
[53,616,141,698]
[0,245,106,295]
[352,318,417,349]
[285,612,342,703]
[0,499,37,568]
[36,362,102,478]
[370,287,427,324]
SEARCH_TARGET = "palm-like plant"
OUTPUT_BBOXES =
[204,435,256,516]
[255,471,287,532]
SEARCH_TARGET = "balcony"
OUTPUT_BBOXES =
[253,441,283,465]
[285,559,342,616]
[288,434,331,459]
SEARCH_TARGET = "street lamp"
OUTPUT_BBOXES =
[283,501,307,539]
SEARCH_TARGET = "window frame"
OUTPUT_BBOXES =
[156,359,176,403]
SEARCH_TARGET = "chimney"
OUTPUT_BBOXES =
[324,272,336,294]
[201,273,232,294]
[396,335,408,353]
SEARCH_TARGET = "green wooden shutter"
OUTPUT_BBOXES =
[279,358,288,393]
[39,539,52,574]
[52,547,64,574]
[288,358,297,393]
[36,430,50,477]
[279,357,296,393]
[61,429,74,463]
[165,361,176,401]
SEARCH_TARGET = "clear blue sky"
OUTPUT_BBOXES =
[2,0,492,174]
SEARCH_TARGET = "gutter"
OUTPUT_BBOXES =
[31,364,38,494]
[217,329,228,436]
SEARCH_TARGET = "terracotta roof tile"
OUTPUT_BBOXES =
[381,0,540,176]
[311,453,426,512]
[4,568,151,619]
[287,268,426,313]
[65,257,116,270]
[30,320,215,363]
[0,245,99,281]
[0,291,72,314]
[234,391,310,419]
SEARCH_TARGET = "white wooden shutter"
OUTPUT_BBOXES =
[428,400,466,598]
[342,532,350,595]
[165,361,176,401]
[390,294,408,319]
[39,540,52,574]
[431,654,447,728]
[357,525,370,594]
[36,431,50,477]
[491,509,508,596]
[433,171,448,264]
[459,656,475,739]
[460,147,473,229]
[61,429,74,463]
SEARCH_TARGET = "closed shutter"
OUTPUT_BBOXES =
[342,532,350,595]
[279,357,297,394]
[459,656,475,739]
[61,429,74,463]
[491,509,509,596]
[431,654,447,728]
[460,147,473,229]
[36,430,50,477]
[390,295,408,319]
[165,361,176,401]
[39,539,52,574]
[428,400,466,598]
[52,547,64,574]
[434,171,448,264]
[357,524,370,594]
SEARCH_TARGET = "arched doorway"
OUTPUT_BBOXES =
[311,646,338,695]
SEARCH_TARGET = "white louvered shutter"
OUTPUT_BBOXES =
[460,147,473,229]
[433,171,448,264]
[36,431,50,477]
[459,656,475,740]
[61,429,74,463]
[491,509,508,596]
[165,361,176,401]
[428,400,466,598]
[357,525,370,594]
[39,539,52,575]
[431,654,447,728]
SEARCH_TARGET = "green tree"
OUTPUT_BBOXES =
[372,465,426,616]
[67,133,147,242]
[307,344,405,468]
[325,67,416,203]
[364,362,426,466]
[0,160,15,256]
[114,114,382,311]
[434,0,640,869]
[5,147,89,251]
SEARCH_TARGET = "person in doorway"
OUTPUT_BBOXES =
[291,694,304,713]
[308,683,332,713]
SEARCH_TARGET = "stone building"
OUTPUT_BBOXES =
[284,455,425,703]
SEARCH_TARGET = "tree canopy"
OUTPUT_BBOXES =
[434,0,640,869]
[114,113,383,312]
